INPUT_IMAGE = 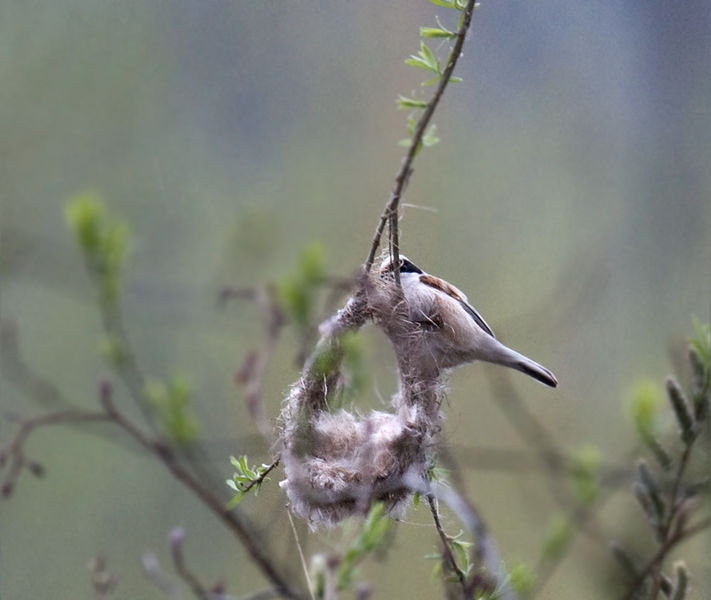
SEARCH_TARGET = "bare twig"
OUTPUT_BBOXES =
[170,526,209,600]
[0,320,73,410]
[0,408,111,498]
[619,516,711,600]
[98,385,302,599]
[364,0,480,275]
[233,286,285,443]
[1,342,302,600]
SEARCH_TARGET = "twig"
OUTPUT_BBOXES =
[236,459,280,497]
[363,0,479,275]
[0,408,111,497]
[143,551,183,599]
[0,320,73,411]
[1,346,302,600]
[97,291,158,432]
[98,385,302,599]
[619,516,711,600]
[170,526,209,600]
[405,473,513,600]
[427,495,467,591]
[233,286,285,443]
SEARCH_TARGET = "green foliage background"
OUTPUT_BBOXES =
[1,1,710,598]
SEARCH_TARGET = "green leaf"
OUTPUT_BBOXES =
[275,241,326,329]
[541,515,572,560]
[627,379,662,440]
[509,562,536,598]
[571,443,602,505]
[419,42,439,71]
[420,26,456,39]
[689,317,711,366]
[336,503,391,590]
[396,95,428,109]
[65,191,130,308]
[428,0,456,7]
[98,335,127,367]
[406,115,417,136]
[405,42,441,74]
[405,56,436,71]
[65,190,105,255]
[448,532,472,568]
[422,124,440,147]
[449,75,463,83]
[226,456,273,507]
[422,75,443,86]
[225,491,245,509]
[144,375,199,444]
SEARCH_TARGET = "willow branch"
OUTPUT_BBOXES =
[364,0,479,275]
[427,495,467,592]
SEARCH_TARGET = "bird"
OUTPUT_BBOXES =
[379,255,558,387]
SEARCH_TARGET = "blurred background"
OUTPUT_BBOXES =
[1,1,710,598]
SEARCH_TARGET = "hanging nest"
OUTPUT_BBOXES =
[278,268,447,526]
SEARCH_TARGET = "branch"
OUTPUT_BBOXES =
[231,285,285,444]
[427,495,468,592]
[619,516,711,600]
[170,526,209,600]
[1,332,302,600]
[0,408,111,497]
[98,384,303,599]
[364,0,479,275]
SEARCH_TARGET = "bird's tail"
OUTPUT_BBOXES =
[482,339,558,388]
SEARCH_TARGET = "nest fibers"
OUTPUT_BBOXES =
[279,268,448,526]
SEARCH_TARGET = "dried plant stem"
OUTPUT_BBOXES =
[364,0,479,276]
[286,507,315,600]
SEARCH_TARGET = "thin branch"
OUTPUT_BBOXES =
[233,285,285,444]
[427,495,467,592]
[237,459,280,497]
[0,320,74,411]
[0,408,111,497]
[364,0,479,274]
[405,473,513,600]
[619,516,711,600]
[1,348,302,600]
[170,526,209,600]
[98,386,303,600]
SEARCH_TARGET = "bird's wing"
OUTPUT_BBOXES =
[419,274,496,338]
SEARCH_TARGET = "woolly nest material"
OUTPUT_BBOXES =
[278,269,447,527]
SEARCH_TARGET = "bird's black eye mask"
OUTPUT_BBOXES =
[399,258,423,274]
[379,256,423,279]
